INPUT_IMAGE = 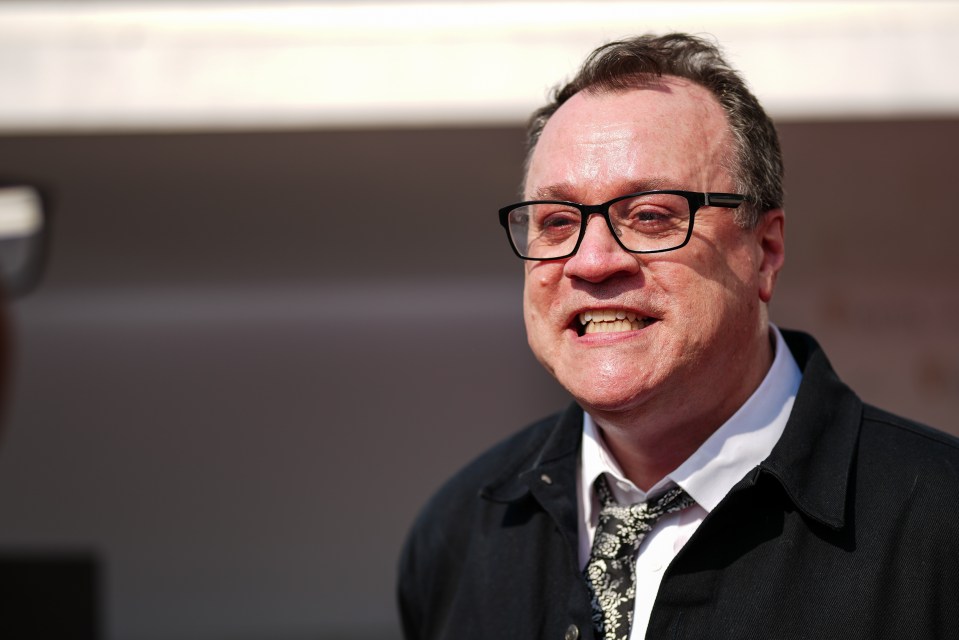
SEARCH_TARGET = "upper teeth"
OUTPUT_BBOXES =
[578,309,649,334]
[579,309,638,323]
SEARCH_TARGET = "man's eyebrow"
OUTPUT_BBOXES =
[529,184,577,201]
[530,177,678,202]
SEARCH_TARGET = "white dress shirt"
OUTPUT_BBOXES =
[577,326,802,639]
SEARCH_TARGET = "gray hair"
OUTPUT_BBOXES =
[525,33,783,227]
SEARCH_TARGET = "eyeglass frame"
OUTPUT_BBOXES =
[498,189,751,261]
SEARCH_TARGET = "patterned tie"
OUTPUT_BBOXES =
[584,475,694,640]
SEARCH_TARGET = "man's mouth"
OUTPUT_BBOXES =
[576,309,657,336]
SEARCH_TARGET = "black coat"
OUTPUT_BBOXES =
[398,331,959,640]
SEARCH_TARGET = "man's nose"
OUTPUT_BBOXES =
[562,214,641,282]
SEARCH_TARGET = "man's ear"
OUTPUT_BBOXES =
[755,208,785,303]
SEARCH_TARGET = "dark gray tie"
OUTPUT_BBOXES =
[584,475,694,640]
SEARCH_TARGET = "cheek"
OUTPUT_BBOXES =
[523,265,561,317]
[522,271,546,340]
[653,253,744,332]
[522,271,557,373]
[522,286,537,336]
[689,258,761,349]
[523,266,566,357]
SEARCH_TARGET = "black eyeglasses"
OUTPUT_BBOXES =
[498,190,749,261]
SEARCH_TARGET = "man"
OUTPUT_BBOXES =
[398,34,959,640]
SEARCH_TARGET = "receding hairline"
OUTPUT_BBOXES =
[521,33,784,225]
[523,76,740,197]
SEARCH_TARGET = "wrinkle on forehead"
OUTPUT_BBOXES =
[532,176,675,202]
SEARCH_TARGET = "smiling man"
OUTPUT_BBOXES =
[398,34,959,640]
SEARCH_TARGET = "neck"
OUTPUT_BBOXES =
[590,328,776,492]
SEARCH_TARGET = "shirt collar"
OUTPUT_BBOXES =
[581,325,802,517]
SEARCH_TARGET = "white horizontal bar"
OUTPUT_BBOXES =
[0,1,957,132]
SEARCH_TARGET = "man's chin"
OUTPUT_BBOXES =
[562,377,652,417]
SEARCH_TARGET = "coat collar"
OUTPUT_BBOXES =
[756,330,862,530]
[479,330,861,532]
[479,402,583,504]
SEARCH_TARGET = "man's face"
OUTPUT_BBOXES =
[522,78,784,430]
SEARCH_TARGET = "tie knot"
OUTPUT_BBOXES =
[591,475,694,560]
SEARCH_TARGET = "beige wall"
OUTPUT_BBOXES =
[0,120,956,639]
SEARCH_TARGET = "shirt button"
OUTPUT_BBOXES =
[564,624,579,640]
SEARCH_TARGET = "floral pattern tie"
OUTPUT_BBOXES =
[584,475,694,640]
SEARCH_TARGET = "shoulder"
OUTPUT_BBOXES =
[783,328,959,473]
[861,403,959,450]
[843,403,959,557]
[852,405,959,569]
[776,328,959,521]
[405,409,567,542]
[398,402,581,586]
[397,407,577,638]
[858,403,959,485]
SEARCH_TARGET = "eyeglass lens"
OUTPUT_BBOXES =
[506,192,692,259]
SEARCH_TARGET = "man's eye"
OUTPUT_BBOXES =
[634,209,671,222]
[533,208,579,231]
[628,207,679,225]
[613,193,689,228]
[543,214,577,229]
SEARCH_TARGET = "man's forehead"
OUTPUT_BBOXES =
[530,176,676,202]
[540,79,726,145]
[525,79,733,197]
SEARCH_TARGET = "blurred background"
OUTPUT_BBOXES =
[0,2,957,639]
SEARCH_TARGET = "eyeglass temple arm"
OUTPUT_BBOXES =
[703,193,748,208]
